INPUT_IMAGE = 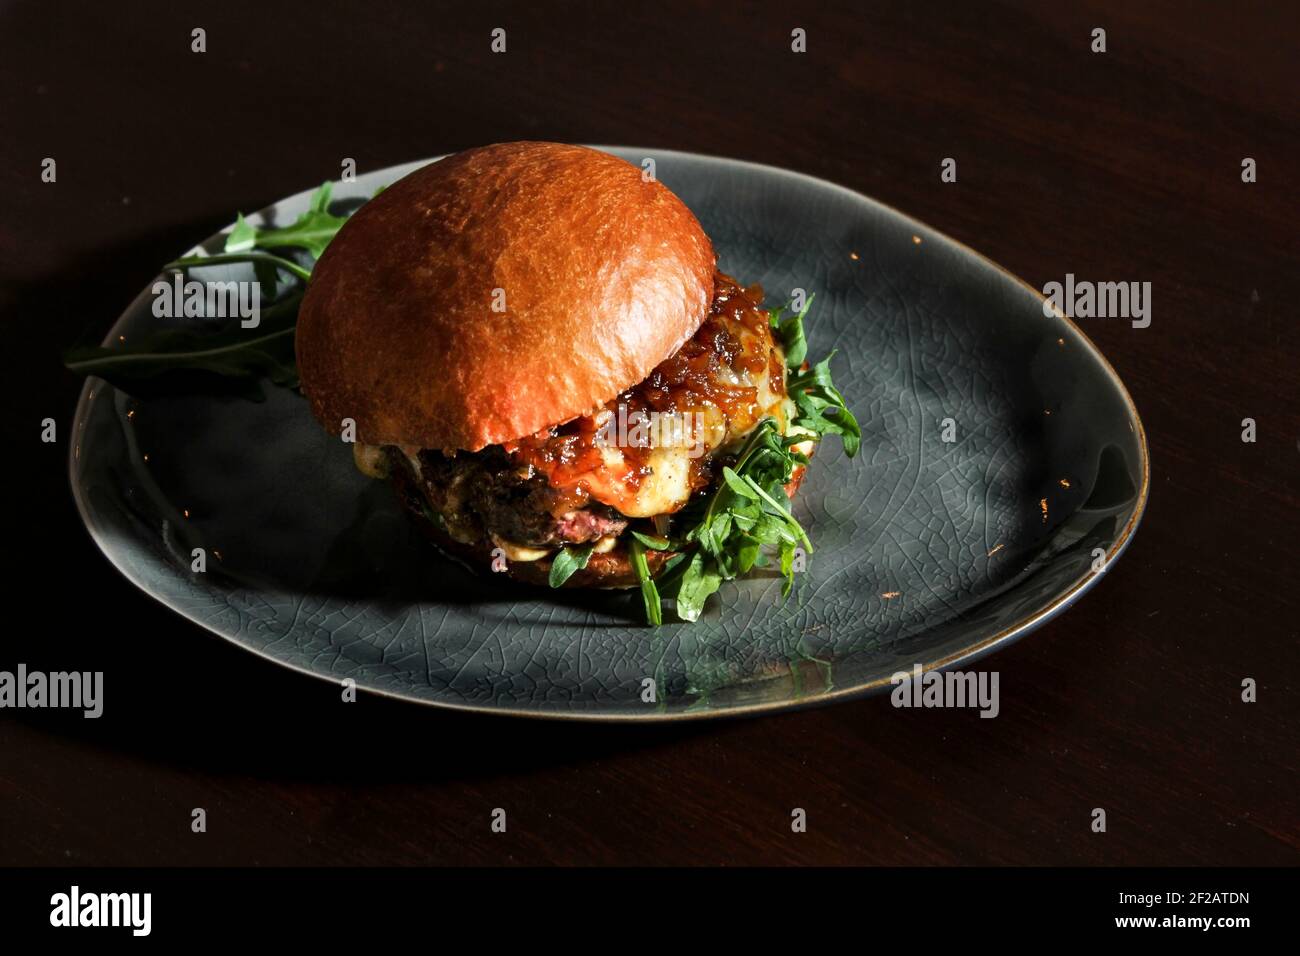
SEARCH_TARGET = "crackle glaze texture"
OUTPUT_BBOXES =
[69,149,1147,719]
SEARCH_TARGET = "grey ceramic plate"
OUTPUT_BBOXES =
[70,147,1148,720]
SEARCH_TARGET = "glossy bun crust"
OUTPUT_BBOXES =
[296,142,716,451]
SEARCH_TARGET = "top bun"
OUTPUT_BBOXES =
[296,142,716,451]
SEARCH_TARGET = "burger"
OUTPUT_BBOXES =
[296,142,859,624]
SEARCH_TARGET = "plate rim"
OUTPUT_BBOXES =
[67,146,1151,722]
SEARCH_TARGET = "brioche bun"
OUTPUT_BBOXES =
[296,142,716,451]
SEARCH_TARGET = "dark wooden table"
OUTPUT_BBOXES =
[3,0,1296,866]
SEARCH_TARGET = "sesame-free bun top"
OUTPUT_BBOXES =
[296,141,716,451]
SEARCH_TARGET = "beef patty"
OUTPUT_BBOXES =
[390,445,628,549]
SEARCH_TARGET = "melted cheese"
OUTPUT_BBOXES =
[626,444,694,518]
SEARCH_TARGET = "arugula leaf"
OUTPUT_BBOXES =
[787,351,862,458]
[736,534,763,575]
[629,530,672,551]
[63,301,301,400]
[548,543,595,588]
[164,252,313,283]
[224,182,347,258]
[673,552,724,623]
[628,537,663,626]
[602,294,858,624]
[779,541,798,598]
[225,213,257,253]
[747,476,811,549]
[310,183,330,213]
[770,294,812,369]
[721,466,759,499]
[649,550,691,591]
[660,418,808,614]
[64,181,357,396]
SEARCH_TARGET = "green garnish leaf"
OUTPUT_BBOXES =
[65,181,361,397]
[787,351,862,458]
[779,541,797,598]
[548,543,595,588]
[63,299,301,401]
[632,287,864,625]
[629,531,672,551]
[628,537,663,626]
[225,212,257,252]
[736,534,763,575]
[771,293,812,369]
[309,182,332,214]
[223,182,347,258]
[618,289,860,625]
[673,552,724,623]
[721,466,759,499]
[164,252,313,284]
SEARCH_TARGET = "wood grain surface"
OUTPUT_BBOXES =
[1,0,1296,865]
